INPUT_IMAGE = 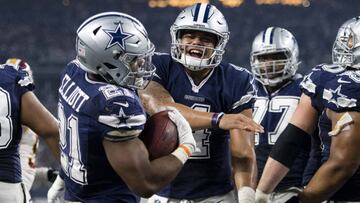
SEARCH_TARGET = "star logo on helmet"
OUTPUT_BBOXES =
[104,23,133,50]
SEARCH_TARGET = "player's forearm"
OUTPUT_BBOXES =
[138,155,183,197]
[166,102,213,130]
[43,135,60,162]
[302,159,357,202]
[139,91,213,130]
[233,154,257,188]
[257,157,290,193]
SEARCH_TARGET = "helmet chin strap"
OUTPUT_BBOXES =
[179,53,212,71]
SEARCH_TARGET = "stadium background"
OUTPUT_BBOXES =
[1,0,358,201]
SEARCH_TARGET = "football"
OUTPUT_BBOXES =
[139,110,179,160]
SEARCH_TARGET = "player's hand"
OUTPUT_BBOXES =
[47,175,65,203]
[238,186,255,203]
[283,187,303,203]
[168,108,198,155]
[219,113,264,133]
[255,189,270,203]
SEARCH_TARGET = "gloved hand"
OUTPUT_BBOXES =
[47,175,65,203]
[283,187,302,203]
[255,189,270,203]
[167,108,198,164]
[238,186,255,203]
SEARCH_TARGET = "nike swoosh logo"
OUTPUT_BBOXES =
[113,101,129,107]
[337,78,351,84]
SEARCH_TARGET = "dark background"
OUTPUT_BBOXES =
[1,0,358,201]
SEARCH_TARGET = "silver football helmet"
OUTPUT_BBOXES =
[170,3,229,71]
[332,16,360,69]
[76,12,155,89]
[250,27,300,86]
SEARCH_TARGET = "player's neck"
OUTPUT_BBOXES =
[265,80,289,93]
[184,68,212,85]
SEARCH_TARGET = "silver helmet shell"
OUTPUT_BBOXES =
[250,27,300,86]
[76,12,155,89]
[170,3,229,71]
[332,16,360,69]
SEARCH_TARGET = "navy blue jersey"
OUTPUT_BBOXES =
[58,60,146,203]
[254,75,310,191]
[300,64,360,201]
[152,53,256,199]
[0,64,34,183]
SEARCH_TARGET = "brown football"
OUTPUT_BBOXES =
[139,110,179,160]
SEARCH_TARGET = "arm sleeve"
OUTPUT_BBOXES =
[229,65,256,113]
[97,95,146,142]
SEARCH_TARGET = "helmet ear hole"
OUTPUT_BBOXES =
[103,63,118,70]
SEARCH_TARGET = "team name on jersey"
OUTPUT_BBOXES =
[59,74,90,112]
[184,94,205,102]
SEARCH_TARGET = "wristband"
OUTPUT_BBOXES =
[211,112,224,128]
[171,145,191,164]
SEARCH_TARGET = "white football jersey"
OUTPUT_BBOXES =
[19,126,39,190]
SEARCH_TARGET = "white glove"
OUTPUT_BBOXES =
[167,108,198,164]
[238,186,255,203]
[255,189,270,203]
[47,175,65,203]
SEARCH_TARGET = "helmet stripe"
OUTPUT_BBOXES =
[262,29,266,43]
[193,3,201,22]
[269,27,275,44]
[263,27,274,44]
[203,4,211,23]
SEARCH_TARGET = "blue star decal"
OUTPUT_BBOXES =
[328,85,347,108]
[104,23,133,50]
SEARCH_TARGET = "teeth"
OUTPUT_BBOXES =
[189,49,203,55]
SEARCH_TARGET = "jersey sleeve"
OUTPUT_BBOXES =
[96,93,146,142]
[228,64,256,113]
[0,65,34,97]
[323,82,360,112]
[151,53,171,87]
[300,65,325,112]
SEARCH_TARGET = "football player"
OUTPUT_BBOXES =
[139,3,263,203]
[0,57,60,203]
[256,16,360,202]
[250,27,321,202]
[48,12,197,203]
[4,59,59,202]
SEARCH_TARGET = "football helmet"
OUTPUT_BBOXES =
[332,16,360,69]
[250,27,300,86]
[170,3,229,71]
[76,12,155,89]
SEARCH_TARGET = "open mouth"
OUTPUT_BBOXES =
[188,49,204,58]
